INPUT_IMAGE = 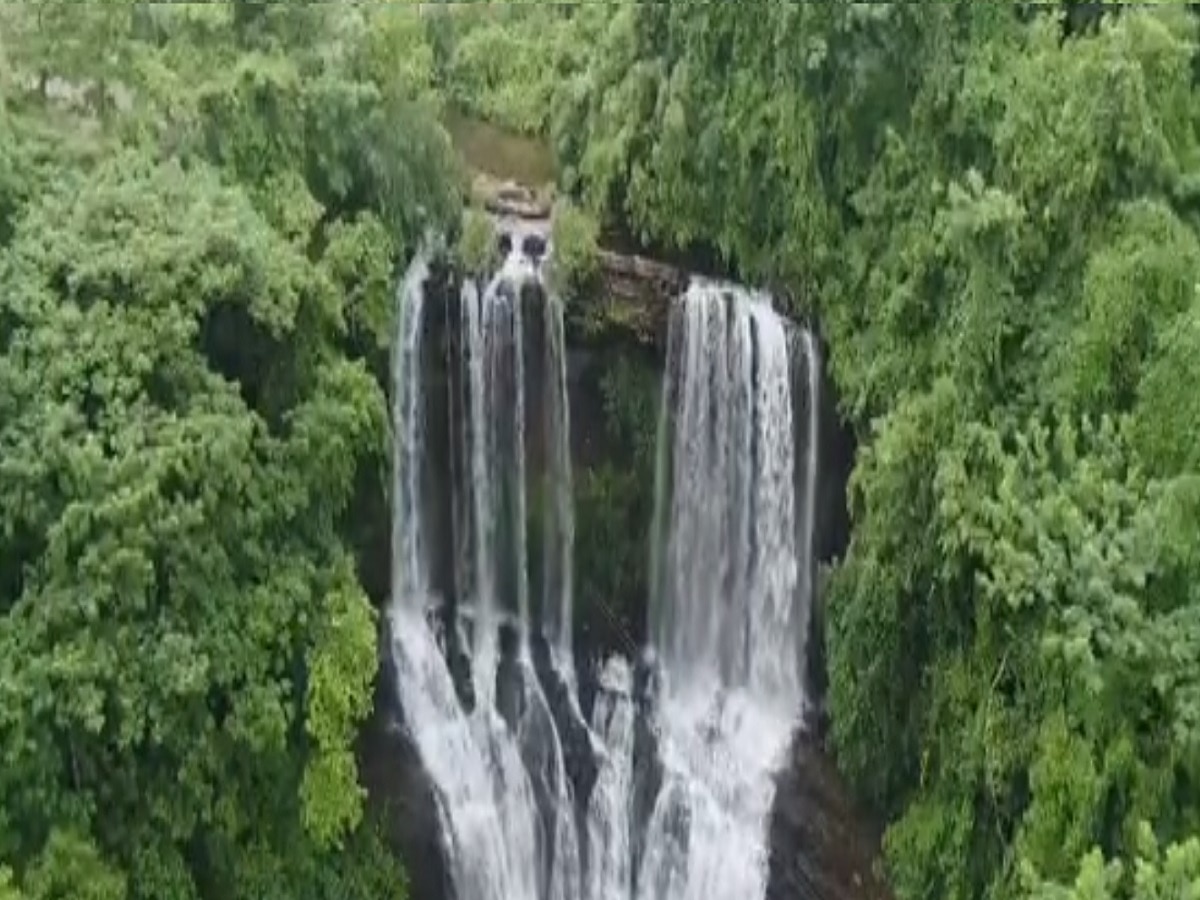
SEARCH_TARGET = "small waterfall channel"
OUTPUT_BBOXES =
[389,232,823,900]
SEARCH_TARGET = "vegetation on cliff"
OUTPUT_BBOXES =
[546,200,601,301]
[455,205,500,276]
[0,4,459,897]
[432,2,1200,899]
[6,3,1200,900]
[573,354,661,660]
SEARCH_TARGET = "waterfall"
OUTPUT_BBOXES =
[390,232,582,900]
[635,279,819,900]
[391,241,821,900]
[541,284,576,669]
[797,329,820,688]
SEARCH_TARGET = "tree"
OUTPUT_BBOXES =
[549,5,1200,900]
[0,3,458,896]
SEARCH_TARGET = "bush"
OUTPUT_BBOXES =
[546,200,599,299]
[455,206,499,276]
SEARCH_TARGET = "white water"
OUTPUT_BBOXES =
[392,252,822,900]
[798,329,821,682]
[389,609,542,900]
[586,658,636,900]
[390,239,581,900]
[636,279,819,900]
[541,285,576,669]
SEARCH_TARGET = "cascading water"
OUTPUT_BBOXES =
[391,235,822,900]
[390,229,582,900]
[635,279,821,900]
[586,658,635,900]
[540,278,576,669]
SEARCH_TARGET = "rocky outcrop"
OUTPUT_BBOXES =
[478,188,685,351]
[768,733,892,900]
[358,632,455,900]
[568,250,686,350]
[473,173,553,220]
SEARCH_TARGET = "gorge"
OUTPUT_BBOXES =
[379,210,869,900]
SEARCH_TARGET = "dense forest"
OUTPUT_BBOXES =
[0,5,459,897]
[3,3,1200,900]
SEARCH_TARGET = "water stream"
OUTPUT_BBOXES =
[586,658,636,900]
[636,280,816,900]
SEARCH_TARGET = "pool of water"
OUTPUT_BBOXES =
[443,108,556,187]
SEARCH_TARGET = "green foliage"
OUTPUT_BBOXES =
[320,212,399,362]
[21,833,126,900]
[1021,825,1200,900]
[301,566,378,849]
[574,356,660,655]
[428,5,609,136]
[1130,302,1200,475]
[546,201,600,300]
[456,206,499,276]
[0,868,20,900]
[0,4,453,897]
[556,5,1200,900]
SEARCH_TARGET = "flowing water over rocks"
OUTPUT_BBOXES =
[635,281,820,900]
[391,230,582,900]
[388,231,838,900]
[585,658,636,900]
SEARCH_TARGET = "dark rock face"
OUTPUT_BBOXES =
[805,326,856,714]
[523,232,548,261]
[767,733,892,900]
[358,632,455,900]
[629,653,664,890]
[531,636,600,822]
[496,622,527,731]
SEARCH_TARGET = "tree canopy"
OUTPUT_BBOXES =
[536,4,1200,900]
[7,3,1200,900]
[0,4,460,897]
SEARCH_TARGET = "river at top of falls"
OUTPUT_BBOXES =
[390,234,821,900]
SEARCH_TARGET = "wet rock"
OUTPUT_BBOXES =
[766,732,892,900]
[517,689,564,898]
[522,232,548,261]
[531,636,600,828]
[472,172,553,220]
[565,250,687,350]
[497,231,514,259]
[358,631,454,900]
[629,652,664,890]
[496,622,526,730]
